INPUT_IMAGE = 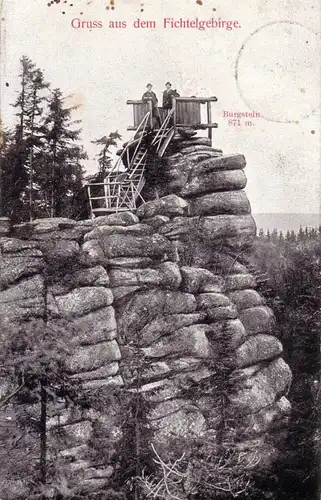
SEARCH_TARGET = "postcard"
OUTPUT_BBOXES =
[0,1,320,499]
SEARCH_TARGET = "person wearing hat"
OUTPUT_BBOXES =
[163,82,180,109]
[142,84,161,127]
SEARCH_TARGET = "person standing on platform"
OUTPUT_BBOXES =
[142,83,161,127]
[163,82,180,110]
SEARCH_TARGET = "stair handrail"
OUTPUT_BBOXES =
[131,112,151,162]
[87,108,179,217]
[104,111,151,180]
[157,127,175,157]
[150,108,174,151]
[127,155,147,180]
[134,111,151,140]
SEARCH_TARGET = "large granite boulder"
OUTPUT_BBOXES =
[0,139,292,498]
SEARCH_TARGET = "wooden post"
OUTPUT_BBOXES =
[87,186,94,218]
[104,181,109,210]
[207,101,212,142]
[148,100,153,129]
[172,97,177,134]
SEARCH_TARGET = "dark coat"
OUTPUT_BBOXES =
[142,90,158,109]
[163,89,180,109]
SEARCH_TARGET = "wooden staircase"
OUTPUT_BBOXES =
[86,109,176,218]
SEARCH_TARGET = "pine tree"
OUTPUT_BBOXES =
[310,227,317,239]
[25,68,50,220]
[278,230,284,245]
[251,228,321,500]
[290,230,296,243]
[3,57,86,221]
[1,55,34,221]
[0,128,17,217]
[11,56,49,220]
[271,228,278,244]
[298,226,305,241]
[0,318,82,498]
[91,131,122,180]
[36,88,87,218]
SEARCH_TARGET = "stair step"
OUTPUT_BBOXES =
[93,208,130,213]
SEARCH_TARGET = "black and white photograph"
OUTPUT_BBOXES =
[0,1,320,499]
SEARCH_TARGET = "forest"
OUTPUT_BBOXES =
[0,56,319,500]
[0,56,121,223]
[251,226,321,500]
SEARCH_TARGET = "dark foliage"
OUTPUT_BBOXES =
[251,225,321,500]
[91,131,122,181]
[0,55,87,222]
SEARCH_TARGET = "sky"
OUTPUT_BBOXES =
[0,0,320,215]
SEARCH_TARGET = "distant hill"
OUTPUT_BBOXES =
[253,213,321,233]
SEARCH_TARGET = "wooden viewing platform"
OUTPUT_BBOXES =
[86,94,219,217]
[127,96,218,139]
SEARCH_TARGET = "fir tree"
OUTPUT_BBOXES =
[310,227,317,239]
[0,128,20,217]
[279,230,284,245]
[290,230,296,243]
[91,131,122,180]
[11,56,49,220]
[0,318,84,498]
[25,67,50,220]
[298,226,305,241]
[36,88,87,218]
[271,228,278,244]
[251,225,321,500]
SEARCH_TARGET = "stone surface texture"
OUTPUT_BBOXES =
[0,135,291,497]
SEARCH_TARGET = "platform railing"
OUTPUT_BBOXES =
[127,96,218,140]
[86,178,146,213]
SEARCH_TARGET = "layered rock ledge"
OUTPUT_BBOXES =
[0,135,291,496]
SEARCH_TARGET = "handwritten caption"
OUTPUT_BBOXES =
[71,18,242,31]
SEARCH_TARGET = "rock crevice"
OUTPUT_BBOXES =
[0,135,291,496]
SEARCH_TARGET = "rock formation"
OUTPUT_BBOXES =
[0,133,291,497]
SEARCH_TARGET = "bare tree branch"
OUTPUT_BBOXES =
[0,382,25,410]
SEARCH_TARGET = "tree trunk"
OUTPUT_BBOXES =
[29,82,39,221]
[50,143,58,217]
[29,148,34,221]
[40,376,47,487]
[134,367,142,500]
